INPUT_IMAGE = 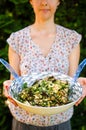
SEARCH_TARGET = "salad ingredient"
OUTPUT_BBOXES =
[17,76,71,107]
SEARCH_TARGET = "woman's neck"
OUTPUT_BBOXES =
[33,18,56,32]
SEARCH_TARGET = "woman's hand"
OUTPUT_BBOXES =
[3,80,18,106]
[75,77,86,106]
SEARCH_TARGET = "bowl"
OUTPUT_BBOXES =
[8,72,82,116]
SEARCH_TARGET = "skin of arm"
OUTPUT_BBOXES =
[68,44,80,77]
[3,46,20,106]
[68,44,86,105]
[8,46,21,80]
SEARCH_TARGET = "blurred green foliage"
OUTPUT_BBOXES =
[0,0,86,130]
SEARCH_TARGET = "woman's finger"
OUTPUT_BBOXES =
[75,94,85,106]
[3,80,12,97]
[3,80,18,106]
[7,96,18,106]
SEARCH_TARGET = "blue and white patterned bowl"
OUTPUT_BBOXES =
[8,72,82,116]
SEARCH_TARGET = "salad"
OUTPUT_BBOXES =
[17,76,71,107]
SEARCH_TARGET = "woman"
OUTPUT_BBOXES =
[3,0,86,130]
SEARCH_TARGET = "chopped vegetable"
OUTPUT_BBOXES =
[17,76,71,107]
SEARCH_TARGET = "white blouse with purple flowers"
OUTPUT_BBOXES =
[7,25,81,126]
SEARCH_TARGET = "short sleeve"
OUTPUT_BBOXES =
[7,33,19,54]
[69,30,82,49]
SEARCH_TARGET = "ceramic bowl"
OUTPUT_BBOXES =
[8,72,82,116]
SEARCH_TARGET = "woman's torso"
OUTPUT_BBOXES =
[19,25,72,75]
[7,24,81,126]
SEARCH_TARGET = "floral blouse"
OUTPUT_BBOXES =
[7,25,81,126]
